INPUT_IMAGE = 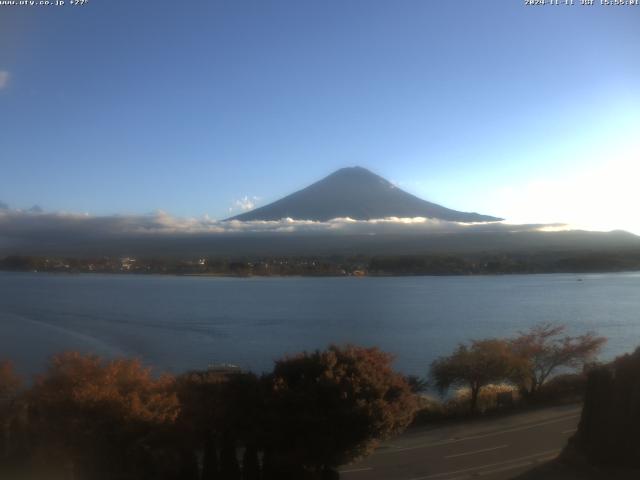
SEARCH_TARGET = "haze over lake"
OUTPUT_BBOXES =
[1,271,639,378]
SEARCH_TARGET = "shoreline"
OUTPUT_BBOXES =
[2,269,640,278]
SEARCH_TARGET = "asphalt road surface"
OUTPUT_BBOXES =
[339,404,581,480]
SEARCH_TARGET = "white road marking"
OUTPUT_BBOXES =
[407,449,560,480]
[376,414,579,454]
[443,454,559,480]
[473,454,558,477]
[339,467,373,474]
[444,444,508,459]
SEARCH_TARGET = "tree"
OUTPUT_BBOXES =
[241,443,260,480]
[265,345,417,476]
[0,361,21,399]
[176,368,262,480]
[431,339,519,414]
[0,361,23,464]
[28,352,181,479]
[510,323,606,397]
[219,429,240,480]
[176,369,227,480]
[404,375,429,394]
[569,346,640,467]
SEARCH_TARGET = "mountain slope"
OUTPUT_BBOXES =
[228,167,502,222]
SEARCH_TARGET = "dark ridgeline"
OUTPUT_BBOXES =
[228,166,502,222]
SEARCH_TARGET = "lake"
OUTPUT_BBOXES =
[1,271,639,378]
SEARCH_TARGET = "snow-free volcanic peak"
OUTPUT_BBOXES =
[228,167,502,223]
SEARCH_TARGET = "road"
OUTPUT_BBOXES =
[339,405,581,480]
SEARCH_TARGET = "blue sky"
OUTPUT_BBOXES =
[1,1,639,231]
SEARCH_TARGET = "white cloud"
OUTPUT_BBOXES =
[230,196,260,213]
[0,71,9,90]
[0,207,568,242]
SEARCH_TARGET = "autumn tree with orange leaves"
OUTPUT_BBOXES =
[263,345,417,479]
[0,361,21,399]
[510,323,606,397]
[1,346,419,479]
[430,339,521,415]
[27,352,181,480]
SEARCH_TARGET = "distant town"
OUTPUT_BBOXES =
[2,250,640,276]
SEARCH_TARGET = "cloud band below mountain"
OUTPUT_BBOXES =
[0,209,570,242]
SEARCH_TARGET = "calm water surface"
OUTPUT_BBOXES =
[1,271,639,377]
